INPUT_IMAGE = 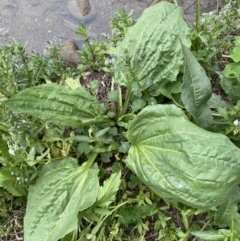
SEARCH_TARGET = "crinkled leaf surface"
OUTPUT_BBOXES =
[24,157,99,241]
[113,2,190,95]
[181,44,213,129]
[125,104,240,208]
[4,84,109,127]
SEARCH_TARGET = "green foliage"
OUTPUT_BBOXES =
[221,36,240,100]
[24,156,99,241]
[4,84,111,127]
[0,38,75,98]
[108,8,136,46]
[214,187,240,227]
[181,44,213,129]
[76,23,108,72]
[0,168,26,196]
[190,0,240,71]
[125,104,240,208]
[1,1,240,240]
[113,2,190,97]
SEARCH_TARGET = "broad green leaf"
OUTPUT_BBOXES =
[181,44,213,129]
[214,187,240,227]
[24,157,99,241]
[4,84,111,127]
[230,46,240,62]
[95,171,121,207]
[0,168,26,196]
[113,1,190,95]
[125,104,240,209]
[224,63,240,78]
[191,230,230,241]
[220,75,240,100]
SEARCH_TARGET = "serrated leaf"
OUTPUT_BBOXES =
[4,84,110,127]
[24,157,99,241]
[0,168,26,196]
[113,2,190,95]
[77,142,91,155]
[125,104,240,209]
[95,171,121,207]
[214,187,240,227]
[118,206,142,226]
[107,90,119,102]
[181,44,213,129]
[131,99,146,112]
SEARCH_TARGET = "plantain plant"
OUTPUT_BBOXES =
[2,1,240,241]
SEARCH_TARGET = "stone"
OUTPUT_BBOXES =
[59,41,81,68]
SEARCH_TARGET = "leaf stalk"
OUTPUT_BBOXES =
[120,86,132,117]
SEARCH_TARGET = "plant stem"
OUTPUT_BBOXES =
[195,0,201,33]
[120,86,132,117]
[85,152,98,168]
[117,85,122,119]
[230,219,235,241]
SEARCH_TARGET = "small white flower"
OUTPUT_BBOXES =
[16,177,21,181]
[234,119,239,126]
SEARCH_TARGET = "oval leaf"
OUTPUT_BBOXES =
[4,84,109,127]
[125,104,240,208]
[181,44,213,129]
[113,2,190,95]
[24,157,99,241]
